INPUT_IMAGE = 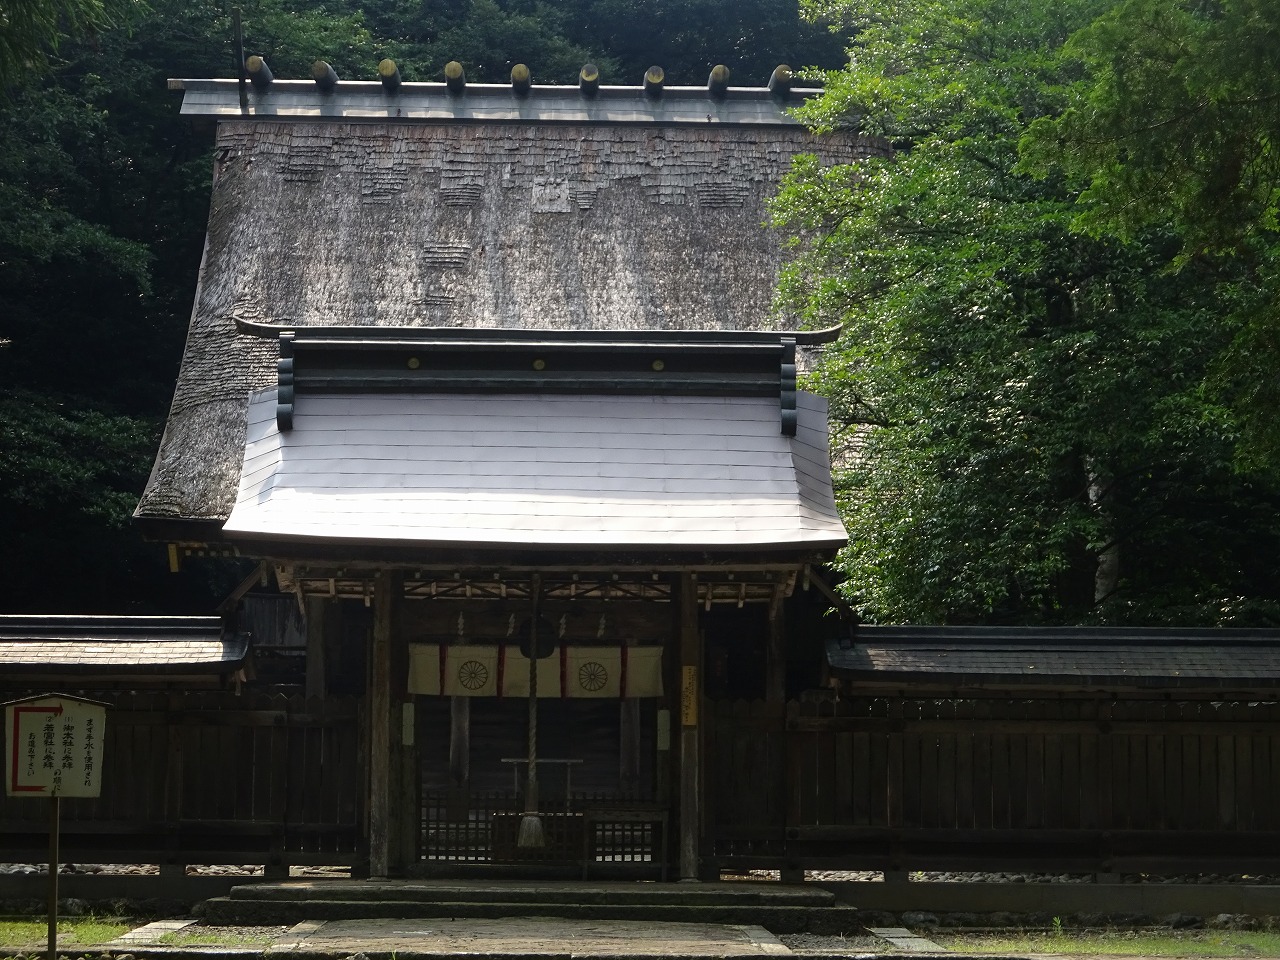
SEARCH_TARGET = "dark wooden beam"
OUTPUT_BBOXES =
[304,596,328,699]
[678,572,700,879]
[448,695,470,820]
[368,569,400,877]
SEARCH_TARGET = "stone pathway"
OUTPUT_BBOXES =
[267,917,794,956]
[864,927,946,953]
[108,918,199,944]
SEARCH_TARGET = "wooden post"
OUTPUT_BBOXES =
[620,697,641,795]
[448,696,470,818]
[769,588,802,882]
[678,572,700,880]
[47,796,59,960]
[368,570,399,878]
[305,596,328,700]
[766,587,786,704]
[389,576,414,873]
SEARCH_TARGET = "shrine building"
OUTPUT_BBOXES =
[135,61,883,879]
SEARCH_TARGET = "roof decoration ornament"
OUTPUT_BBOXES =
[707,65,731,100]
[184,59,820,125]
[378,58,401,91]
[444,60,466,94]
[643,65,664,98]
[768,65,792,99]
[510,63,531,96]
[246,55,272,89]
[311,60,338,92]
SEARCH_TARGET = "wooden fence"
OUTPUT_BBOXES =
[707,696,1280,875]
[0,693,363,870]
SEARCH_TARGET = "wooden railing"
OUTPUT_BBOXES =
[420,790,666,876]
[0,692,364,869]
[707,696,1280,874]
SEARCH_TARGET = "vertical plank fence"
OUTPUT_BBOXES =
[709,695,1280,874]
[0,692,363,868]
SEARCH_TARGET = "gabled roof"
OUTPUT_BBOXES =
[218,324,845,557]
[135,79,882,540]
[827,625,1280,692]
[225,390,843,555]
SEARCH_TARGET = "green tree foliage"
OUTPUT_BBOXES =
[1023,0,1280,468]
[0,0,137,88]
[775,0,1280,624]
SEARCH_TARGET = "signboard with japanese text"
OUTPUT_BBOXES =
[5,696,106,798]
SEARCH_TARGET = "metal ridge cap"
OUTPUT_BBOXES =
[236,318,840,345]
[170,77,824,99]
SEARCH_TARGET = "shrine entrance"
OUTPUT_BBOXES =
[404,574,676,877]
[416,697,668,876]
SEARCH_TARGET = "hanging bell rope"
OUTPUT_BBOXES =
[518,573,545,848]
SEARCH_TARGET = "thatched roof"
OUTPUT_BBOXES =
[136,84,882,537]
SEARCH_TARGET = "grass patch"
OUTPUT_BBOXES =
[0,917,132,950]
[938,929,1280,957]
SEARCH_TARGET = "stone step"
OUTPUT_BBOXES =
[226,880,835,908]
[201,898,861,935]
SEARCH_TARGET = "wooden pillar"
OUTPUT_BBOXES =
[390,578,416,873]
[447,696,471,818]
[765,586,786,704]
[620,636,641,796]
[767,586,804,881]
[678,572,701,880]
[368,570,401,878]
[620,698,641,795]
[304,596,329,700]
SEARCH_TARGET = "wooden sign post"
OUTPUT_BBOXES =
[5,695,107,960]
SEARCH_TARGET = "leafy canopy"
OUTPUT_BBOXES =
[1023,0,1280,467]
[776,0,1280,624]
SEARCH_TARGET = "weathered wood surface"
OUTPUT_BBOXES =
[0,691,362,866]
[710,695,1280,872]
